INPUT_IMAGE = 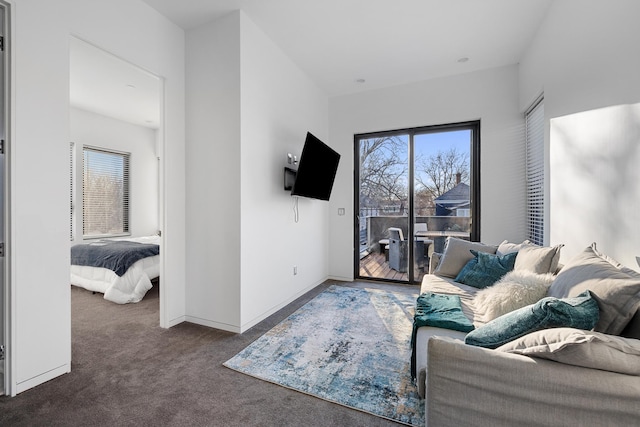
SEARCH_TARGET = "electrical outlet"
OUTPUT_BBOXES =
[293,266,298,275]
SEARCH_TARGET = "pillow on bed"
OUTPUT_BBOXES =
[473,270,555,321]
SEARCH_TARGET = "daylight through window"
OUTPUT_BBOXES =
[82,146,130,237]
[525,97,544,246]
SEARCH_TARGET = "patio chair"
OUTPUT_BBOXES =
[414,223,434,267]
[388,227,408,272]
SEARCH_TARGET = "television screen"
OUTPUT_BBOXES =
[291,132,340,201]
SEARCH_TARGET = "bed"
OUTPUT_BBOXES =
[70,235,160,304]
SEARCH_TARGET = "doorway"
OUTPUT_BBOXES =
[69,36,164,316]
[355,121,480,284]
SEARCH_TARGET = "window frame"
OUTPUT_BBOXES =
[353,120,481,283]
[82,145,131,239]
[525,96,545,246]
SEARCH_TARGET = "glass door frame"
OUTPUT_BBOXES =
[354,120,481,284]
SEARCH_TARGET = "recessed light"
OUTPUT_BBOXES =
[457,57,469,63]
[355,78,366,83]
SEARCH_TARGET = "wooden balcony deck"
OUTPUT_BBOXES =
[358,250,426,283]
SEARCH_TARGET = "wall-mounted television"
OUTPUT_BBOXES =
[287,132,340,201]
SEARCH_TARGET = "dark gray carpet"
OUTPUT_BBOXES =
[0,280,419,426]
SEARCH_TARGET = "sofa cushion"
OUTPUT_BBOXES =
[473,270,555,321]
[464,291,600,349]
[514,244,563,274]
[547,243,640,335]
[496,239,531,256]
[454,250,517,289]
[497,327,640,376]
[433,237,497,278]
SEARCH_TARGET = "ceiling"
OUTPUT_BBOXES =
[70,37,161,128]
[143,0,552,96]
[70,0,552,129]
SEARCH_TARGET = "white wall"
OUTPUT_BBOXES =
[70,108,159,243]
[519,0,640,268]
[239,13,329,330]
[185,11,329,332]
[328,65,526,280]
[185,12,242,331]
[11,0,185,394]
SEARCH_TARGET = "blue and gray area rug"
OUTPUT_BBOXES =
[223,285,424,426]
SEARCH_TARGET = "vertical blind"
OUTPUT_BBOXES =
[82,146,130,237]
[70,142,74,241]
[525,97,544,246]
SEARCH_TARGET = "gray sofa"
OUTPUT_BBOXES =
[414,239,640,427]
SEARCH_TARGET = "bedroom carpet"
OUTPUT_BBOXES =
[224,285,424,426]
[0,280,419,427]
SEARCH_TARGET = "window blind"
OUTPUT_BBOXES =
[70,142,74,241]
[525,97,544,246]
[82,146,130,237]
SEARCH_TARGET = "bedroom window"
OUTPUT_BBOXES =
[82,146,130,238]
[525,96,545,246]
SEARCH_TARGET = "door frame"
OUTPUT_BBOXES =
[1,0,11,396]
[353,120,481,284]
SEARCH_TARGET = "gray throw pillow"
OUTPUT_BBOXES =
[464,291,599,349]
[514,244,563,274]
[547,243,640,335]
[497,327,640,376]
[433,237,497,278]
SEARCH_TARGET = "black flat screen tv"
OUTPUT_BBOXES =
[290,132,340,201]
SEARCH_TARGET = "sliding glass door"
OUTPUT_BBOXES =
[356,121,480,284]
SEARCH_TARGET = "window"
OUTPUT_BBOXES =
[82,146,130,238]
[525,97,544,246]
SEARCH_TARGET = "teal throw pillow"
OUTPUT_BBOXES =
[465,290,600,349]
[455,250,517,289]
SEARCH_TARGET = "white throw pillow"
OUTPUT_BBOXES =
[497,327,640,376]
[473,270,555,321]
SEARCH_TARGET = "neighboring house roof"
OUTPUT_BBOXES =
[435,182,470,205]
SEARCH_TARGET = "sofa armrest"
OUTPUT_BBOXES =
[428,252,442,274]
[426,337,640,427]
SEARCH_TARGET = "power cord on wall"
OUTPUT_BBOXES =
[293,196,299,223]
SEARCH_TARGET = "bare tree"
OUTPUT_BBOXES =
[359,136,407,207]
[416,147,469,199]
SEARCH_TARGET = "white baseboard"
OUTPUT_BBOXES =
[15,363,70,395]
[184,316,241,334]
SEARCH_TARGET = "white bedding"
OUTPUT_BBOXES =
[70,235,160,304]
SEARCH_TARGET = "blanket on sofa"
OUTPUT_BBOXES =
[411,292,475,379]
